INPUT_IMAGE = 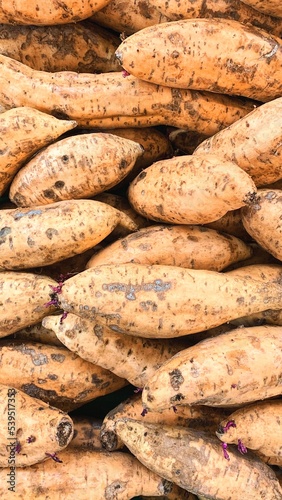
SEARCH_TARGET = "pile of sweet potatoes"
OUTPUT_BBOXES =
[1,1,282,499]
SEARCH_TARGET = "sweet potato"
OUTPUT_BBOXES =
[0,199,121,270]
[0,22,121,73]
[0,271,57,338]
[115,18,282,102]
[9,132,144,207]
[0,0,112,25]
[115,418,282,499]
[0,448,176,499]
[142,324,282,411]
[240,0,282,18]
[0,383,73,467]
[216,400,282,466]
[0,340,127,412]
[90,0,171,34]
[168,128,210,155]
[241,189,282,261]
[128,154,257,225]
[0,106,76,196]
[42,313,187,387]
[86,224,253,270]
[58,263,282,338]
[0,54,258,133]
[100,392,229,451]
[204,208,251,241]
[152,0,282,38]
[194,97,282,186]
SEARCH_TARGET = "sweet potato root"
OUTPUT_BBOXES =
[9,132,144,207]
[0,0,112,25]
[142,324,282,410]
[152,0,282,38]
[0,54,258,133]
[0,199,120,270]
[128,154,257,225]
[86,224,253,270]
[241,188,282,261]
[42,313,187,388]
[194,97,282,186]
[240,0,282,18]
[0,106,76,196]
[58,263,282,338]
[216,400,282,466]
[0,22,121,73]
[115,418,282,499]
[0,340,127,412]
[0,383,73,467]
[116,18,282,102]
[0,448,176,499]
[100,392,229,451]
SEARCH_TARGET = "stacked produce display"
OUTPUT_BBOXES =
[1,1,282,498]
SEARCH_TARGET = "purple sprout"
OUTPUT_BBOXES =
[141,408,148,417]
[238,439,247,454]
[222,420,236,433]
[45,452,63,463]
[26,436,36,443]
[134,387,143,393]
[122,69,130,77]
[172,406,178,413]
[222,442,230,461]
[59,311,68,324]
[15,441,21,454]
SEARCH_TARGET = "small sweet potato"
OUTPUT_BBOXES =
[0,383,73,467]
[128,154,257,225]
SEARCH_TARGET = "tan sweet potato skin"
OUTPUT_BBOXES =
[70,416,103,450]
[0,0,112,25]
[115,18,282,102]
[0,272,57,337]
[0,54,258,133]
[115,419,282,500]
[240,0,282,18]
[0,340,127,412]
[59,263,282,338]
[100,392,229,451]
[128,154,257,225]
[86,224,253,271]
[0,199,120,270]
[142,324,282,410]
[0,383,74,467]
[9,133,144,207]
[0,22,121,73]
[194,97,282,186]
[0,107,76,196]
[152,0,282,38]
[241,189,282,261]
[42,313,187,388]
[216,400,282,465]
[0,448,174,499]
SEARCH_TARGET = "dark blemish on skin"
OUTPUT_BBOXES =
[54,181,65,188]
[46,228,59,239]
[169,369,184,391]
[43,189,56,199]
[170,393,185,403]
[56,420,73,447]
[50,353,65,363]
